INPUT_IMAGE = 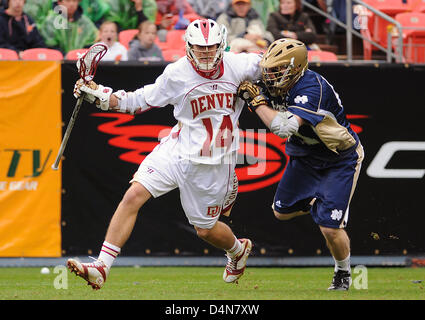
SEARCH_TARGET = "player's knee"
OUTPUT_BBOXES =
[273,210,296,221]
[320,226,343,242]
[121,183,151,210]
[195,227,211,240]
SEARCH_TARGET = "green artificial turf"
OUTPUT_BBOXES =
[0,266,424,300]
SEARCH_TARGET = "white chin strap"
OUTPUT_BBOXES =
[194,57,217,72]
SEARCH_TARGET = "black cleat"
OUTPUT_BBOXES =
[328,270,352,291]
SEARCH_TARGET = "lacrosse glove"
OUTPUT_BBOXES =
[237,80,270,112]
[73,79,113,111]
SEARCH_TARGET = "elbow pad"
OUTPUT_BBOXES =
[270,111,299,138]
[113,88,149,114]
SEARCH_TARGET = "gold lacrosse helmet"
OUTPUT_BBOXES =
[260,38,308,96]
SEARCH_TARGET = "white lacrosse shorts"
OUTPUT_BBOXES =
[130,136,238,229]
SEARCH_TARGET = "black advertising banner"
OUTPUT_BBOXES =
[61,62,425,257]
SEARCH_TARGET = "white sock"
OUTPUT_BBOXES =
[334,254,351,272]
[98,241,121,269]
[226,237,242,258]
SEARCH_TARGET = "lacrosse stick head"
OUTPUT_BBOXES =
[76,43,108,83]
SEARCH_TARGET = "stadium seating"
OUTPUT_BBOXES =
[0,48,19,60]
[394,12,425,63]
[65,48,89,60]
[118,29,139,49]
[155,37,169,51]
[353,4,374,59]
[360,27,374,60]
[162,48,186,62]
[163,29,186,50]
[308,50,338,62]
[20,48,63,60]
[154,29,186,52]
[363,0,412,48]
[411,0,425,12]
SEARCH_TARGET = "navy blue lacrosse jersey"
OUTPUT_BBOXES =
[269,69,364,228]
[276,69,360,161]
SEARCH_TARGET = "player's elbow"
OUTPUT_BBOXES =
[270,111,300,138]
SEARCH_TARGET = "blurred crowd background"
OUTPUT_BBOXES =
[1,0,424,63]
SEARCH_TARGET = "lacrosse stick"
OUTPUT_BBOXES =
[52,43,108,170]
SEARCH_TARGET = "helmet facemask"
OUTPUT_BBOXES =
[262,57,305,97]
[185,19,227,75]
[187,42,224,73]
[260,38,308,97]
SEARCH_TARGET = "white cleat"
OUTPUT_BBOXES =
[223,238,252,283]
[67,258,109,290]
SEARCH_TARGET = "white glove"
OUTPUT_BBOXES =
[73,79,113,111]
[73,79,95,103]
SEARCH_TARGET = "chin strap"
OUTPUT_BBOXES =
[192,60,224,79]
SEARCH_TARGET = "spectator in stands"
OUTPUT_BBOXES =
[99,20,128,61]
[267,0,317,46]
[128,20,163,61]
[216,0,274,53]
[186,0,230,20]
[23,0,53,28]
[39,0,97,55]
[0,0,47,55]
[300,0,328,35]
[103,0,156,30]
[155,0,200,31]
[251,0,279,27]
[327,0,357,35]
[1,0,8,10]
[80,0,110,28]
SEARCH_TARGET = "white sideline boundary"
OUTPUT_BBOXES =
[0,256,409,267]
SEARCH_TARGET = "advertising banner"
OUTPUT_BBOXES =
[60,62,425,257]
[0,61,62,257]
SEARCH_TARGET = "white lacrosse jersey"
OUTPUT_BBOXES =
[142,52,262,164]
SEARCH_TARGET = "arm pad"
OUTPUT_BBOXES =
[270,111,299,138]
[113,88,150,114]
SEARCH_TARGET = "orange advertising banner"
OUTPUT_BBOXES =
[0,61,62,257]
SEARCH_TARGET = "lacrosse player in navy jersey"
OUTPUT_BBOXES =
[238,38,364,291]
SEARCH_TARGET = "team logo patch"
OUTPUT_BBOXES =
[331,209,343,221]
[294,95,308,104]
[207,205,221,218]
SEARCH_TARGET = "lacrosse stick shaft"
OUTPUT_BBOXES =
[52,94,84,170]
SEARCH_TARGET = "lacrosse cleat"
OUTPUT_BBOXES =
[327,270,352,291]
[67,257,109,290]
[223,238,252,283]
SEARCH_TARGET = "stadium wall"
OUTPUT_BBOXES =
[59,61,425,258]
[1,61,424,259]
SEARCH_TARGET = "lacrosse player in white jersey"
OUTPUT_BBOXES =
[68,19,262,290]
